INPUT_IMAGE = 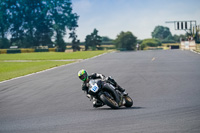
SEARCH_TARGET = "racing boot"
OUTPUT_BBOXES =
[106,76,117,86]
[117,85,128,96]
[107,76,128,96]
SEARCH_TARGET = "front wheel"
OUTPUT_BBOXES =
[100,94,119,109]
[124,96,133,107]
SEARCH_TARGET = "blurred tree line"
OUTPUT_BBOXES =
[84,25,187,51]
[0,0,188,52]
[0,0,79,51]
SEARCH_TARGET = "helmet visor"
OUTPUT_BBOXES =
[79,75,87,81]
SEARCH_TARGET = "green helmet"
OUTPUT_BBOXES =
[78,69,88,81]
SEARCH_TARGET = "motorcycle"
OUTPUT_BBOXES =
[88,79,133,109]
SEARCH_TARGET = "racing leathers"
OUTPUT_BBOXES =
[81,73,127,108]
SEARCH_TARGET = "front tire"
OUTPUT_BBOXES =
[124,96,133,107]
[100,94,119,109]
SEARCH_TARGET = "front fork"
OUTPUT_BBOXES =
[116,91,126,106]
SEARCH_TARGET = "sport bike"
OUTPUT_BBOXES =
[88,79,133,109]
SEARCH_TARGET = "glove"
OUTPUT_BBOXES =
[96,73,106,80]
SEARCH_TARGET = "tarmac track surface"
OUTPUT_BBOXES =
[0,50,200,133]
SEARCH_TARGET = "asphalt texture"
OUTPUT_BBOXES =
[0,50,200,133]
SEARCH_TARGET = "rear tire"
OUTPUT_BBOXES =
[124,96,133,107]
[100,94,119,109]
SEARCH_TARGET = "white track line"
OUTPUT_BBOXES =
[190,49,200,55]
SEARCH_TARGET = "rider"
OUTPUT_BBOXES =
[78,69,128,108]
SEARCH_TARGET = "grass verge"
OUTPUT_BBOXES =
[0,61,74,82]
[0,50,109,82]
[0,51,107,60]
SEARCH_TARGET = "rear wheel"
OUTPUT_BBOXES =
[100,94,119,109]
[124,96,133,107]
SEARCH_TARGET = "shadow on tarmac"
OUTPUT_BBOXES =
[93,106,145,111]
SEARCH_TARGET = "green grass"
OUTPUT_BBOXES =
[0,61,74,81]
[0,51,108,81]
[0,51,107,60]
